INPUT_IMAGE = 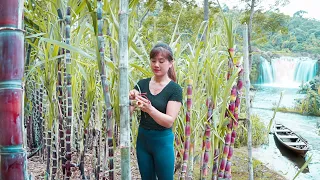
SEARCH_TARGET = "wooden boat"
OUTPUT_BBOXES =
[274,124,309,156]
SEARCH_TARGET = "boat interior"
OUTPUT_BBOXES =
[275,124,308,149]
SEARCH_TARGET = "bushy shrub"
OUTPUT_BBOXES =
[296,75,320,115]
[295,89,320,116]
[235,114,268,148]
[298,75,320,94]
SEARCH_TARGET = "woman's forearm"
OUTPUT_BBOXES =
[147,106,174,128]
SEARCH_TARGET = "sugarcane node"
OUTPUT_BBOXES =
[0,27,25,33]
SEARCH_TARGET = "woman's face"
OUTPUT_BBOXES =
[150,52,173,78]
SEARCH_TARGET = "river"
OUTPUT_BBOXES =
[251,84,320,180]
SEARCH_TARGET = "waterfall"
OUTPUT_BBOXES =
[294,60,318,83]
[258,57,274,84]
[271,57,296,84]
[258,56,318,87]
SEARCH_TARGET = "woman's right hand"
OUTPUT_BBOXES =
[129,89,139,100]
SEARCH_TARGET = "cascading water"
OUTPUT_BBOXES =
[258,56,318,87]
[294,60,318,83]
[271,57,296,85]
[258,57,274,84]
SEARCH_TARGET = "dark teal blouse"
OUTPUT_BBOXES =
[134,78,183,130]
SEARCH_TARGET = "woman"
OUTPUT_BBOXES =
[129,42,182,180]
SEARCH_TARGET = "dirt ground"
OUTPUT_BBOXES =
[230,147,286,180]
[27,147,286,180]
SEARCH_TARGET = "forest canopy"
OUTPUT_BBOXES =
[140,1,320,56]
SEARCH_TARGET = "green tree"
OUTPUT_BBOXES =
[293,10,307,18]
[140,1,219,44]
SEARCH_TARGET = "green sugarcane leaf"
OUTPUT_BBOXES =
[152,17,158,44]
[25,54,64,78]
[194,21,207,49]
[240,124,248,132]
[217,0,234,49]
[74,0,87,17]
[211,109,220,128]
[222,117,230,127]
[25,39,40,49]
[268,91,284,132]
[219,68,241,126]
[191,112,205,137]
[77,64,88,82]
[85,0,98,36]
[169,7,183,45]
[130,42,143,60]
[129,0,140,8]
[75,20,90,46]
[136,35,149,58]
[293,154,312,180]
[40,38,95,60]
[226,108,237,123]
[107,3,119,29]
[211,127,225,144]
[130,63,153,77]
[25,33,46,39]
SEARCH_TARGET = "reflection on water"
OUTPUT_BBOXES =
[252,85,320,180]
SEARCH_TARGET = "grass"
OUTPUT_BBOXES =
[174,147,286,180]
[275,106,320,116]
[231,147,285,180]
[276,106,300,114]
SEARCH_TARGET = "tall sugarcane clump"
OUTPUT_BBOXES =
[222,86,237,179]
[218,47,244,179]
[180,79,193,179]
[218,85,236,179]
[224,67,244,179]
[224,61,244,179]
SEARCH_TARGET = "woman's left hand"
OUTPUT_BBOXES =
[135,95,153,114]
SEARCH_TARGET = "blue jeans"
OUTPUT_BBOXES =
[136,126,175,180]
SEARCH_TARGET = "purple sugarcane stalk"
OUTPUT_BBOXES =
[65,6,73,179]
[107,124,114,180]
[224,67,244,179]
[180,79,192,180]
[0,0,27,179]
[211,140,219,180]
[39,84,45,158]
[219,52,238,178]
[80,129,88,179]
[51,126,58,179]
[201,98,213,179]
[187,141,194,179]
[56,8,66,176]
[94,129,101,180]
[96,0,115,179]
[218,85,236,178]
[46,131,52,178]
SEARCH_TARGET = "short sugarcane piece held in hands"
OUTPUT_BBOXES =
[129,92,150,108]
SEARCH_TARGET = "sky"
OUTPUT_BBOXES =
[198,0,320,20]
[278,0,320,20]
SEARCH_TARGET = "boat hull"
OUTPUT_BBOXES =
[274,124,308,156]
